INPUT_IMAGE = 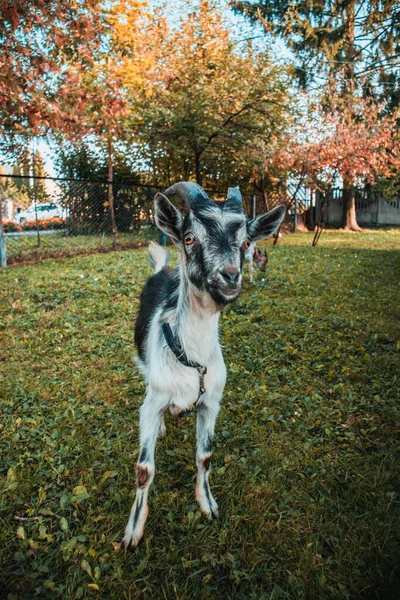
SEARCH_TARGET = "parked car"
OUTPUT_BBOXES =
[15,203,67,224]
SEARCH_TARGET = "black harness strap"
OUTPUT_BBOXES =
[162,322,207,402]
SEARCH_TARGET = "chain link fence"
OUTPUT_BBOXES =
[0,175,284,266]
[0,176,166,265]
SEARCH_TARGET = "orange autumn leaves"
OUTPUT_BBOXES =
[270,100,400,190]
[0,0,104,137]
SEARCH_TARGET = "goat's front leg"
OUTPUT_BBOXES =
[158,414,167,439]
[122,393,165,549]
[196,400,220,519]
[249,257,254,283]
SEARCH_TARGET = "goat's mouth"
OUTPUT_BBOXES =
[208,282,242,303]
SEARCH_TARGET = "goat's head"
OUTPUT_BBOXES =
[154,182,285,306]
[253,247,268,271]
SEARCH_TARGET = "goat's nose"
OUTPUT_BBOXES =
[219,267,240,287]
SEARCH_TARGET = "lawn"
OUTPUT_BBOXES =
[5,228,158,265]
[1,230,399,600]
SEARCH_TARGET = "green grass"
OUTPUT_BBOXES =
[5,227,158,265]
[1,230,399,599]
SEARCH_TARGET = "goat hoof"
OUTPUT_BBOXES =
[198,494,219,520]
[158,426,167,439]
[121,532,142,550]
[208,499,219,519]
[158,417,167,439]
[201,503,219,520]
[178,408,193,418]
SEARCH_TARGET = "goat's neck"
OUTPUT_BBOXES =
[174,269,220,365]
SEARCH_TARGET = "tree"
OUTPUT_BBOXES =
[54,139,153,235]
[129,0,294,191]
[232,1,400,99]
[232,0,400,228]
[48,2,164,239]
[0,166,30,210]
[269,100,400,230]
[0,0,104,157]
[0,150,52,212]
[54,1,156,246]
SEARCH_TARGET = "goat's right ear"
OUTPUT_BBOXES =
[248,205,285,242]
[154,193,184,244]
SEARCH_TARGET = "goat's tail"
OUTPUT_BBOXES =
[148,241,170,274]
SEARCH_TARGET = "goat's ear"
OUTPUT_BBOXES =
[248,205,285,242]
[154,193,184,244]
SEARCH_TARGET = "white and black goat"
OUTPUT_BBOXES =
[122,182,285,549]
[247,243,268,282]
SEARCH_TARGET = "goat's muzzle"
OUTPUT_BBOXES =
[219,267,240,288]
[208,266,242,303]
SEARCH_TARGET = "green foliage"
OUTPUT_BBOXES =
[1,230,399,599]
[372,173,400,202]
[1,153,52,209]
[132,1,293,189]
[232,0,400,106]
[0,167,30,210]
[29,152,51,206]
[53,142,156,233]
[51,1,295,196]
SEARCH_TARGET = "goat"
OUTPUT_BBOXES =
[122,182,285,549]
[247,243,268,283]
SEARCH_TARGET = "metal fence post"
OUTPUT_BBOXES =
[0,195,7,267]
[0,225,6,267]
[376,196,380,226]
[107,138,119,248]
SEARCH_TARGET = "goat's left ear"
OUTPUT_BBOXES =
[248,205,285,242]
[154,193,183,244]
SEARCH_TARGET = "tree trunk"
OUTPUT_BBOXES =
[344,2,356,94]
[295,211,308,232]
[107,137,119,248]
[32,149,41,247]
[0,191,7,267]
[273,223,282,245]
[341,7,361,232]
[260,176,270,211]
[342,185,361,231]
[194,152,202,186]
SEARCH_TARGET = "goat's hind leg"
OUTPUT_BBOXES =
[122,393,165,549]
[196,401,219,519]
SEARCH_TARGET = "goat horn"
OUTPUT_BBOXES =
[163,182,211,209]
[224,187,243,212]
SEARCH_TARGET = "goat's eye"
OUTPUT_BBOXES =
[243,239,251,249]
[184,232,195,246]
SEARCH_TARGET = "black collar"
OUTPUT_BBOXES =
[162,322,207,399]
